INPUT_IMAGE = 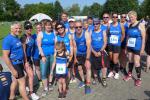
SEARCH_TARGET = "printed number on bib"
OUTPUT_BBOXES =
[127,38,136,47]
[56,63,66,74]
[110,35,119,44]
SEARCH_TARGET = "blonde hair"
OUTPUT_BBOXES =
[55,41,66,52]
[128,11,137,17]
[10,21,21,29]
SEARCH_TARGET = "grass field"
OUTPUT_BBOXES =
[0,22,10,56]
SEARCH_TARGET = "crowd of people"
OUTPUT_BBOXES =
[1,10,150,100]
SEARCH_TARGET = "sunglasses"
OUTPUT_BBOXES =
[75,26,82,29]
[94,23,100,26]
[103,17,109,19]
[113,16,118,18]
[121,16,126,18]
[25,26,32,30]
[57,26,63,30]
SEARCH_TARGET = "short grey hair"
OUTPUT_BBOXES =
[10,21,21,29]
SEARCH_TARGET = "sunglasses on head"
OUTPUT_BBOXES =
[57,26,63,30]
[75,26,82,29]
[103,17,109,19]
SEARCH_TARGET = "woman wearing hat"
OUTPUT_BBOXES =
[21,21,39,100]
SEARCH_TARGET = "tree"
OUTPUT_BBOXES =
[81,6,91,16]
[53,0,63,20]
[141,0,150,17]
[104,0,139,15]
[67,4,80,16]
[89,3,103,18]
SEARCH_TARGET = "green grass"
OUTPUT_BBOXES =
[0,22,10,56]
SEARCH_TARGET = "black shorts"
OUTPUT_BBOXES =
[91,51,109,70]
[145,41,150,55]
[27,57,33,65]
[33,59,40,66]
[13,63,25,79]
[108,45,121,53]
[127,48,140,55]
[76,55,86,66]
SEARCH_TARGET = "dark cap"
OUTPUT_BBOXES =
[24,21,33,30]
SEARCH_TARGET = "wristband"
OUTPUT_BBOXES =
[86,58,90,60]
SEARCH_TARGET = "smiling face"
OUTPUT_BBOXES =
[45,22,52,33]
[121,14,126,23]
[36,24,42,33]
[61,13,68,22]
[57,24,65,35]
[128,11,137,24]
[112,13,118,23]
[11,23,22,36]
[103,13,110,24]
[75,21,83,35]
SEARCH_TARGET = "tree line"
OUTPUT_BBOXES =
[0,0,149,21]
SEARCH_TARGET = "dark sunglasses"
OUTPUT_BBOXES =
[57,26,63,30]
[103,17,109,19]
[94,23,100,26]
[25,26,32,30]
[113,16,118,18]
[75,26,82,29]
[121,16,126,18]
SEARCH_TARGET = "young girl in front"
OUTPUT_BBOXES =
[51,41,69,99]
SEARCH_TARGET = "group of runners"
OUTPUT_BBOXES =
[2,10,150,100]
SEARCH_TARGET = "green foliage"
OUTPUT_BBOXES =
[67,4,80,16]
[141,0,150,17]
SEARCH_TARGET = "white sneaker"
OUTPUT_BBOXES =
[26,87,30,92]
[30,93,40,100]
[114,73,119,79]
[108,72,114,78]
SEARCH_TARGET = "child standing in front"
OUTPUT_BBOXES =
[51,41,69,99]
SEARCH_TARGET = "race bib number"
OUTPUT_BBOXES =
[127,38,136,47]
[56,63,66,74]
[110,35,119,44]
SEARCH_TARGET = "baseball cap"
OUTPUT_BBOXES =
[24,21,33,30]
[68,18,75,22]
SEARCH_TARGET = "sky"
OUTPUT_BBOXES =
[17,0,144,9]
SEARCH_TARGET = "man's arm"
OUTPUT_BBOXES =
[85,31,91,59]
[139,23,146,54]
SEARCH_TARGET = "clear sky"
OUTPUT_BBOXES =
[17,0,144,9]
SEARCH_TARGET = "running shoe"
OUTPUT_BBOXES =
[85,85,92,94]
[30,93,39,100]
[58,92,63,99]
[123,72,132,81]
[49,83,53,91]
[114,73,119,79]
[41,90,48,97]
[135,79,142,87]
[78,82,85,88]
[107,71,114,78]
[92,79,97,85]
[101,78,107,87]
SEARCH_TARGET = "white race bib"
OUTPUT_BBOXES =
[127,38,136,47]
[56,63,66,74]
[110,35,119,44]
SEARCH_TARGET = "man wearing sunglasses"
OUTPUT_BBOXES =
[91,18,108,87]
[73,20,92,94]
[107,13,125,79]
[101,13,110,31]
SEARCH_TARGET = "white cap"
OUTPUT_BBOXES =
[68,18,75,22]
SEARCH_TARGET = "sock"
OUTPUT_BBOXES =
[123,68,128,76]
[135,67,141,79]
[114,63,119,73]
[128,63,134,73]
[110,61,114,71]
